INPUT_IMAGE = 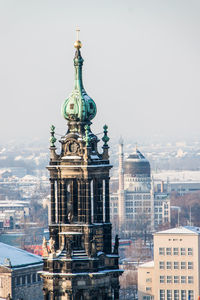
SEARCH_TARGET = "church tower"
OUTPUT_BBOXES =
[41,35,122,299]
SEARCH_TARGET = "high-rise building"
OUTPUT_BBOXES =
[110,146,170,236]
[40,37,122,299]
[138,226,200,300]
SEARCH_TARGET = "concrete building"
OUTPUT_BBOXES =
[138,226,200,300]
[41,36,122,299]
[110,144,170,236]
[0,242,43,300]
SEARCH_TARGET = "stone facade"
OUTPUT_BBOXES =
[0,264,43,300]
[41,38,122,299]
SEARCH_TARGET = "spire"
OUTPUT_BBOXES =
[62,30,97,131]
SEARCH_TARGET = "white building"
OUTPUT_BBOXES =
[138,226,200,300]
[110,142,170,236]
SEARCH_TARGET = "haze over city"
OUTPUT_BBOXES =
[0,0,200,144]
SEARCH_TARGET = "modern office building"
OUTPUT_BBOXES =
[138,226,200,300]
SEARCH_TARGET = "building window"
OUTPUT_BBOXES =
[174,261,179,269]
[181,262,186,269]
[159,261,165,269]
[160,289,165,300]
[16,276,21,286]
[146,287,152,291]
[188,276,194,284]
[188,248,193,255]
[22,275,26,285]
[181,276,186,284]
[188,290,194,300]
[166,261,171,269]
[160,276,165,283]
[181,247,186,255]
[167,290,172,300]
[159,248,165,255]
[146,278,152,283]
[173,248,179,255]
[27,274,31,284]
[188,262,193,269]
[181,290,186,300]
[174,276,179,284]
[174,290,179,300]
[166,248,171,255]
[32,273,36,283]
[167,276,172,283]
[37,274,41,282]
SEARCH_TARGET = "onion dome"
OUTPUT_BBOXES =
[124,148,150,177]
[62,39,97,124]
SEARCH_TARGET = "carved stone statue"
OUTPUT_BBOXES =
[49,237,55,254]
[68,211,73,223]
[66,237,73,257]
[42,237,49,257]
[113,234,119,254]
[90,237,97,257]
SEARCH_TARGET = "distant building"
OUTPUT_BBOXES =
[110,142,170,236]
[138,226,200,300]
[0,201,29,230]
[0,242,43,300]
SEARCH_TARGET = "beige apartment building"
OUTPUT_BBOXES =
[138,226,200,300]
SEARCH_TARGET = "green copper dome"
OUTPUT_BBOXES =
[62,42,97,123]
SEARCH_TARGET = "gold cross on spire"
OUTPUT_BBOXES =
[74,28,82,49]
[76,28,80,40]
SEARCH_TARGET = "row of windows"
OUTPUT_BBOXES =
[15,273,41,286]
[160,289,193,300]
[125,208,151,213]
[159,261,193,270]
[159,247,193,256]
[160,276,194,284]
[125,200,151,207]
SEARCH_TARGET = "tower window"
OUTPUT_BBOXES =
[70,104,74,109]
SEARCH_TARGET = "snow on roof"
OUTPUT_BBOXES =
[0,242,43,269]
[139,261,154,268]
[155,226,200,235]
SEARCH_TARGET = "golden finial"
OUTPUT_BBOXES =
[74,28,82,49]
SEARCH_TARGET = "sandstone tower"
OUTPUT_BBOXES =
[41,36,122,300]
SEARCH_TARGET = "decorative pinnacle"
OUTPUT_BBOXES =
[84,124,91,147]
[50,125,57,147]
[74,28,82,49]
[102,124,109,146]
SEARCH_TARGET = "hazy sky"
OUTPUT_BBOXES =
[0,0,200,144]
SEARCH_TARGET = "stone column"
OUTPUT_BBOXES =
[93,179,98,223]
[61,179,66,223]
[50,179,55,224]
[57,179,62,223]
[85,179,91,224]
[77,180,82,222]
[72,179,78,221]
[105,178,110,223]
[97,179,103,223]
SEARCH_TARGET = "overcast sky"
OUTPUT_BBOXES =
[0,0,200,145]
